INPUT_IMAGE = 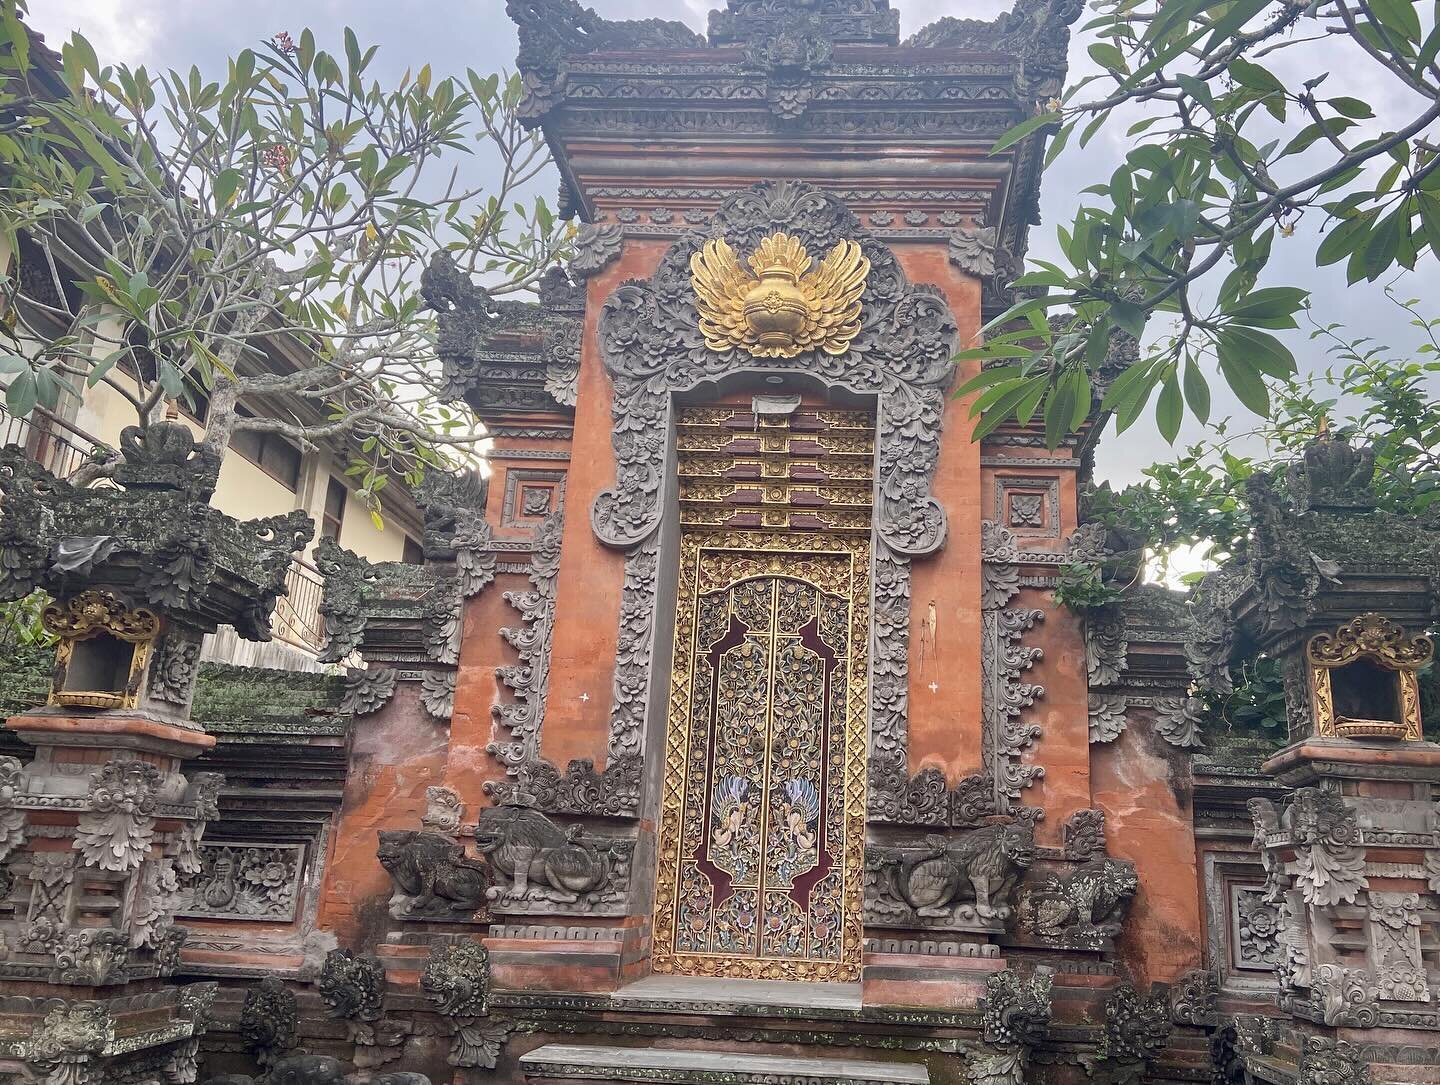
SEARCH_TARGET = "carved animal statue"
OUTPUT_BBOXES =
[473,805,609,902]
[267,1056,345,1085]
[1026,858,1138,947]
[891,820,1035,922]
[377,830,490,913]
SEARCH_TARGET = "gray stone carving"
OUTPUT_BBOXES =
[420,671,456,721]
[74,760,162,874]
[1085,607,1128,687]
[23,1000,112,1079]
[1313,963,1380,1026]
[1290,788,1367,907]
[422,941,510,1069]
[318,948,387,1049]
[568,223,624,279]
[150,633,201,705]
[1367,891,1430,1003]
[1062,808,1106,862]
[592,182,955,777]
[421,786,464,838]
[131,857,182,950]
[178,843,303,922]
[0,755,27,862]
[340,668,397,716]
[1020,858,1137,950]
[474,805,616,906]
[1298,1036,1371,1085]
[490,512,563,781]
[53,927,129,985]
[971,967,1052,1085]
[868,820,1035,928]
[1088,694,1128,744]
[1168,968,1219,1027]
[1234,888,1280,969]
[1153,696,1203,749]
[484,754,642,818]
[1098,983,1172,1085]
[980,521,1046,809]
[376,831,490,917]
[239,976,298,1072]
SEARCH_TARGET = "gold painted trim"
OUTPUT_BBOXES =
[651,529,870,982]
[1306,614,1432,742]
[43,590,160,712]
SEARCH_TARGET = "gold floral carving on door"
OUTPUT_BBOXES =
[652,535,870,981]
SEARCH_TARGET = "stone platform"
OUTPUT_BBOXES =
[519,1043,931,1084]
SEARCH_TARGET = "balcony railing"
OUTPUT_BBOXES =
[271,556,326,654]
[0,403,102,480]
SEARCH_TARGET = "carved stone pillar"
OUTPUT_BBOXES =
[0,422,311,1083]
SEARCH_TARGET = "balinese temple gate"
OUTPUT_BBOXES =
[2,1,1439,1084]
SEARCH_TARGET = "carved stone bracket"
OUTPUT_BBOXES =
[1096,983,1173,1085]
[970,967,1053,1085]
[592,182,956,792]
[1018,858,1137,950]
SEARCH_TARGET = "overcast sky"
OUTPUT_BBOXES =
[28,0,1440,487]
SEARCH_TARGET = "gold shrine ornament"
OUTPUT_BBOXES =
[689,232,870,359]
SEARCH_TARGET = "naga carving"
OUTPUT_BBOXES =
[971,967,1053,1085]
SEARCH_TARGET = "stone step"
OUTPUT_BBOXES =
[519,1044,930,1085]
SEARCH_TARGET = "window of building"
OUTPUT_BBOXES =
[323,477,348,540]
[402,535,424,564]
[230,417,304,491]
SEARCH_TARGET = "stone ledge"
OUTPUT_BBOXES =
[518,1043,930,1085]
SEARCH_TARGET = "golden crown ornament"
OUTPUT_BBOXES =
[689,231,870,359]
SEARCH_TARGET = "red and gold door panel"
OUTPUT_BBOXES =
[653,542,870,981]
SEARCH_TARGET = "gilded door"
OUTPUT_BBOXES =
[653,536,870,981]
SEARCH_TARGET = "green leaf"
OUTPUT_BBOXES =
[214,168,243,207]
[1228,57,1284,95]
[1227,287,1307,329]
[1359,208,1403,281]
[1156,370,1182,443]
[1182,355,1211,424]
[990,111,1060,156]
[1326,96,1375,119]
[1088,42,1128,72]
[1110,300,1147,338]
[5,369,36,418]
[1221,325,1296,379]
[1368,0,1422,44]
[1316,211,1377,266]
[1216,331,1274,416]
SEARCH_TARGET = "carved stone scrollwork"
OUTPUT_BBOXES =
[313,537,372,663]
[490,512,563,784]
[318,949,398,1063]
[0,754,27,862]
[1312,963,1379,1027]
[1096,983,1172,1085]
[971,967,1053,1085]
[1153,696,1203,749]
[1167,968,1219,1027]
[150,633,201,705]
[376,831,490,918]
[53,927,129,985]
[865,820,1035,930]
[1298,1036,1371,1085]
[420,671,456,721]
[1289,788,1367,907]
[421,786,464,838]
[592,182,955,777]
[568,224,624,279]
[1088,694,1128,745]
[239,977,298,1073]
[1019,858,1137,950]
[421,941,511,1070]
[340,668,397,716]
[74,760,163,874]
[949,226,1019,323]
[484,755,641,818]
[1366,891,1430,1002]
[1062,808,1106,862]
[23,1000,113,1081]
[1085,606,1128,687]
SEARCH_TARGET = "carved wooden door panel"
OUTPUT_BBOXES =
[652,538,869,981]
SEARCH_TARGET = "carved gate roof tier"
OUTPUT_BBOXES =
[1185,436,1440,676]
[426,261,583,419]
[0,445,311,640]
[505,0,1083,260]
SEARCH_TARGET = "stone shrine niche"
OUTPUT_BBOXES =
[1305,614,1432,741]
[42,590,159,710]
